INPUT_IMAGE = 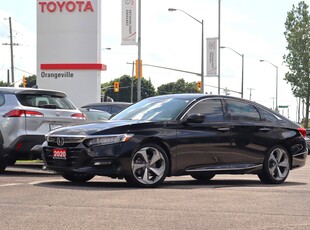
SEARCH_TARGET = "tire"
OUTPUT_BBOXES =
[191,173,215,182]
[258,146,290,184]
[7,158,16,166]
[125,144,169,188]
[0,160,7,173]
[61,172,95,183]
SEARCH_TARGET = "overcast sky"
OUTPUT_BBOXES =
[0,0,306,121]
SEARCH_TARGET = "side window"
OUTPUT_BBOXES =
[185,99,225,122]
[95,105,110,112]
[111,105,121,114]
[258,108,278,123]
[226,100,260,122]
[0,93,5,106]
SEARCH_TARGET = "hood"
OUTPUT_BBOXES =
[47,120,150,136]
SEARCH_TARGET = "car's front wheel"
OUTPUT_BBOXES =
[61,172,95,183]
[125,144,169,188]
[258,146,290,184]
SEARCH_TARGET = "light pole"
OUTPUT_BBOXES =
[260,60,278,112]
[168,8,204,93]
[220,46,244,98]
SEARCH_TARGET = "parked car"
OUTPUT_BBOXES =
[305,129,310,154]
[42,94,308,187]
[81,102,132,114]
[0,87,86,172]
[80,108,111,122]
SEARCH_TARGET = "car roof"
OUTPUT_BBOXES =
[0,87,67,97]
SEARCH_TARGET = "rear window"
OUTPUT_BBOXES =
[16,94,76,109]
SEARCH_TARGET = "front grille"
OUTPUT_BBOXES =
[44,147,91,169]
[46,136,85,148]
[47,136,85,143]
[47,142,80,148]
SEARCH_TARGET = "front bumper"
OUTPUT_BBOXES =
[42,142,132,177]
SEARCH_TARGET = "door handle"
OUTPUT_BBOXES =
[218,127,230,132]
[259,127,271,132]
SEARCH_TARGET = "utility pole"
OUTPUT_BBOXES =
[248,88,255,100]
[2,17,19,83]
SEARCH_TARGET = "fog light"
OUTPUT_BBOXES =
[93,160,113,166]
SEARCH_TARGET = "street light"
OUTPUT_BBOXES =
[168,8,204,93]
[260,59,278,112]
[220,46,244,98]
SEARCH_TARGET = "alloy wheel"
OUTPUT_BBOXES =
[129,145,168,187]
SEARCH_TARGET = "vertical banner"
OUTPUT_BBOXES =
[207,38,218,76]
[121,0,137,45]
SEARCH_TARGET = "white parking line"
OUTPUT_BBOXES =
[0,183,22,187]
[29,179,64,185]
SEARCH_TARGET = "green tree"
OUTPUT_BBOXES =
[157,78,198,95]
[103,75,156,102]
[18,75,36,88]
[283,1,310,126]
[0,81,11,87]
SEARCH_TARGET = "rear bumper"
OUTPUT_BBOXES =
[4,135,45,160]
[292,150,308,169]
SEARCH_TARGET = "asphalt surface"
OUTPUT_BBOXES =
[0,160,310,230]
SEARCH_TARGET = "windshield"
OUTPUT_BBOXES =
[111,97,192,121]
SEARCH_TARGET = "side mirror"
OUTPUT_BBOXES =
[187,113,205,124]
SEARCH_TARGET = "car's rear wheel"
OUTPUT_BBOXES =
[191,173,215,182]
[61,172,95,183]
[125,144,169,188]
[258,146,290,184]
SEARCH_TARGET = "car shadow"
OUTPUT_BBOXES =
[33,177,307,191]
[3,164,307,190]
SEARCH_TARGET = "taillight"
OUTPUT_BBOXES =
[3,110,44,118]
[298,127,307,138]
[71,113,87,120]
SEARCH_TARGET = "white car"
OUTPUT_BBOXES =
[0,87,86,172]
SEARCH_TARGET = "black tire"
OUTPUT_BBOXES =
[125,143,169,188]
[258,145,290,184]
[7,158,16,166]
[191,173,215,182]
[61,172,95,183]
[0,160,7,173]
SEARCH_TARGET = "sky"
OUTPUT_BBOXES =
[0,0,307,122]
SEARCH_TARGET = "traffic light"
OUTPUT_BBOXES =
[114,81,120,93]
[135,59,142,79]
[196,81,202,92]
[22,75,27,87]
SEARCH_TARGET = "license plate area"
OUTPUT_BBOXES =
[53,148,67,160]
[49,124,62,130]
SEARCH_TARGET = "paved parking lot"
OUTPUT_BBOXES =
[0,160,310,229]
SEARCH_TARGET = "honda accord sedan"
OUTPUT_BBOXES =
[42,94,308,187]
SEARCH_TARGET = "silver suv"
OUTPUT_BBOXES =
[0,87,86,172]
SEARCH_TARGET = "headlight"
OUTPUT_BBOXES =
[85,134,134,147]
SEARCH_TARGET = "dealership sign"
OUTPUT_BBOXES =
[38,1,94,12]
[37,0,104,107]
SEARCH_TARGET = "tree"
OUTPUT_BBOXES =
[0,81,10,87]
[157,78,198,95]
[283,1,310,126]
[103,75,156,102]
[18,75,36,88]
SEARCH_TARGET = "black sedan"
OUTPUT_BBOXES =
[42,94,308,187]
